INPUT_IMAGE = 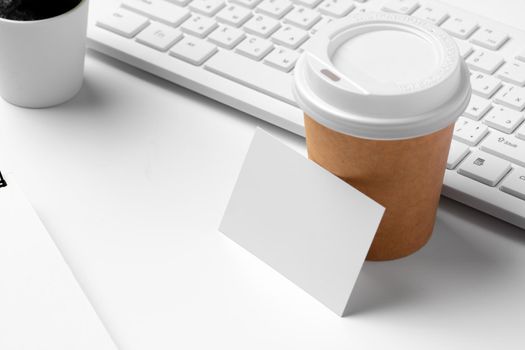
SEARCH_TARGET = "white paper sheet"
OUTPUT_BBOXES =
[220,129,385,316]
[0,173,118,350]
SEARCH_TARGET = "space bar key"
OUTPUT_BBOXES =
[204,51,297,106]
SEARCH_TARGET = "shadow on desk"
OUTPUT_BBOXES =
[86,49,305,146]
[61,77,112,113]
[348,197,524,316]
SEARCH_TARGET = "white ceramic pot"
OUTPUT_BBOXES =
[0,0,89,108]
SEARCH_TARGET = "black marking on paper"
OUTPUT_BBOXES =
[0,171,7,188]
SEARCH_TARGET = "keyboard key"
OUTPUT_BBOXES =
[189,0,226,16]
[480,131,525,167]
[470,27,509,50]
[311,16,334,36]
[230,0,263,8]
[516,50,525,63]
[181,15,218,38]
[97,8,149,38]
[167,0,192,5]
[217,4,253,27]
[470,72,502,98]
[517,123,525,140]
[244,14,281,38]
[455,40,473,58]
[453,117,489,146]
[263,46,299,72]
[458,151,511,186]
[465,50,504,74]
[382,0,419,15]
[122,0,190,26]
[463,94,492,120]
[353,7,369,15]
[496,61,525,86]
[169,36,218,65]
[235,36,274,60]
[256,0,294,19]
[447,140,470,169]
[483,105,524,133]
[441,16,479,40]
[292,0,322,8]
[494,85,525,111]
[412,5,448,25]
[284,6,321,30]
[136,22,183,51]
[208,25,246,49]
[272,25,309,49]
[500,167,525,200]
[318,0,355,18]
[204,50,296,105]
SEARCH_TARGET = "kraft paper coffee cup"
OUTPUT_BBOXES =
[293,13,471,260]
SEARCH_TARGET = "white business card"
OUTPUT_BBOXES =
[0,173,118,350]
[220,128,384,316]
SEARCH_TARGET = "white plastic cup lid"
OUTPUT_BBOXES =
[293,12,472,140]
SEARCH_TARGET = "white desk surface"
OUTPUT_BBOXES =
[1,1,524,349]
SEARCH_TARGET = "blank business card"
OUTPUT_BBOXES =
[220,128,384,316]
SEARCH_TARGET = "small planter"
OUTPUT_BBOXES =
[0,0,89,108]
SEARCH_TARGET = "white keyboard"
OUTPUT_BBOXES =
[88,0,525,229]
